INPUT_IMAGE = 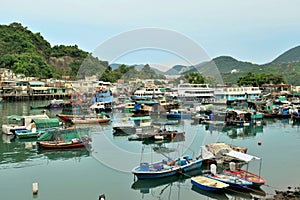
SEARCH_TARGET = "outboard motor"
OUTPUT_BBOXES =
[210,164,217,175]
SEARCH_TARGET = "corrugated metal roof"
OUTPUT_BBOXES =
[29,81,45,86]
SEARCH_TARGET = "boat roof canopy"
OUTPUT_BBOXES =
[225,150,260,162]
[7,115,23,120]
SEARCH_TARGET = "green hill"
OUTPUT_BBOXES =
[0,22,106,79]
[272,45,300,63]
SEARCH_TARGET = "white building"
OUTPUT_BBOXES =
[214,86,261,103]
[177,83,214,102]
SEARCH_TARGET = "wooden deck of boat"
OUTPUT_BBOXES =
[192,176,228,188]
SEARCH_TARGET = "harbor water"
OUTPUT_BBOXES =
[0,100,300,200]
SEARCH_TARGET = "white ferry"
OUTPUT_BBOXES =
[177,83,214,102]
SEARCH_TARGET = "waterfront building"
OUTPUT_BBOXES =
[177,83,214,102]
[214,86,261,104]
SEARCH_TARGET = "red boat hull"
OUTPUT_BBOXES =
[223,168,266,187]
[38,141,89,149]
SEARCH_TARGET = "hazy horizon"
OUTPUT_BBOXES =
[1,0,300,69]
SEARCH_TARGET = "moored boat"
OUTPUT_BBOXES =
[191,175,229,192]
[131,155,202,179]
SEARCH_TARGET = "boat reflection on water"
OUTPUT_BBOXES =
[191,184,229,200]
[131,170,202,194]
[37,146,91,161]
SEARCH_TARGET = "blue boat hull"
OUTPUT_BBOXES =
[191,179,224,192]
[132,159,202,179]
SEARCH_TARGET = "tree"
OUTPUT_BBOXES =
[237,72,286,87]
[184,72,205,84]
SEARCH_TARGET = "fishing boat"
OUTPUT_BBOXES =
[223,151,266,187]
[166,109,193,120]
[191,175,229,192]
[2,114,49,135]
[131,155,202,179]
[37,139,90,149]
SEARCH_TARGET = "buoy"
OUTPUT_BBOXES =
[32,182,38,194]
[258,141,262,145]
[229,162,236,172]
[99,194,105,200]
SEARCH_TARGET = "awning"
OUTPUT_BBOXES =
[31,87,49,91]
[225,150,260,162]
[7,115,23,120]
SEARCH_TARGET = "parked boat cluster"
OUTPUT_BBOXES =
[2,81,299,198]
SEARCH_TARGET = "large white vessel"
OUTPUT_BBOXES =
[177,83,214,102]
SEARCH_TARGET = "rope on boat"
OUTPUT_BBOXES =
[224,186,268,197]
[176,170,192,178]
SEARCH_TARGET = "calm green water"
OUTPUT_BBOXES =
[0,100,300,200]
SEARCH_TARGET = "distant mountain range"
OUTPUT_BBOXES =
[1,22,300,85]
[136,45,300,85]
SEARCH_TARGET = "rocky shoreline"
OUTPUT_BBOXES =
[267,187,300,200]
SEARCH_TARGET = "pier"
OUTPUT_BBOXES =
[1,93,71,101]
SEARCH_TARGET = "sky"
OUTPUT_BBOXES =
[1,0,300,70]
